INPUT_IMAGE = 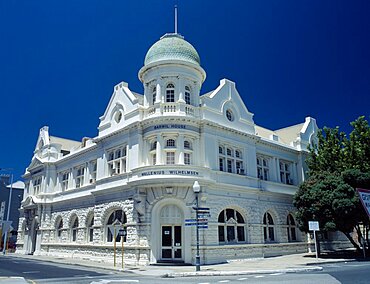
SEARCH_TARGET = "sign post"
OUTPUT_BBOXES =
[118,228,127,270]
[357,188,370,258]
[309,221,320,260]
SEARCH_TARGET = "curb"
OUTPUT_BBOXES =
[162,266,323,278]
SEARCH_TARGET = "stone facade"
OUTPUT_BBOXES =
[16,32,338,265]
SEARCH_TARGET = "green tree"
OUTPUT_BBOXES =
[294,116,370,252]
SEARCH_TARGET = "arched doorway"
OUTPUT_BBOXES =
[159,204,183,262]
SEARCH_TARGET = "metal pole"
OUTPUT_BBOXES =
[114,226,116,267]
[195,193,200,271]
[121,231,124,270]
[313,231,318,260]
[2,173,13,255]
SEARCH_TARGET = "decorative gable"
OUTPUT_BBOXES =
[98,81,141,136]
[201,79,255,134]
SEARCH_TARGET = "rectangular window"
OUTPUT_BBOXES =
[185,91,191,105]
[237,226,245,242]
[184,153,191,165]
[227,159,232,173]
[227,226,236,242]
[90,161,97,183]
[152,153,156,165]
[76,167,84,188]
[219,158,224,171]
[166,152,175,165]
[61,172,69,190]
[166,90,175,102]
[257,157,269,180]
[107,146,127,176]
[279,161,292,184]
[33,177,42,194]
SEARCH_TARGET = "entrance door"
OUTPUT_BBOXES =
[161,225,182,260]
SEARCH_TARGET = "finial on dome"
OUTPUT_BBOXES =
[174,5,178,34]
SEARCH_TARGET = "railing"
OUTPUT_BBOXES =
[144,103,198,118]
[162,103,177,113]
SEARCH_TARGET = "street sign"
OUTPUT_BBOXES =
[118,229,126,237]
[198,213,211,218]
[1,221,13,237]
[192,207,210,211]
[357,188,370,217]
[197,225,208,229]
[0,201,5,222]
[308,221,320,231]
[185,222,208,226]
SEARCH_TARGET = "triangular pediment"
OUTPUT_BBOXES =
[226,217,238,225]
[27,157,44,172]
[22,196,37,209]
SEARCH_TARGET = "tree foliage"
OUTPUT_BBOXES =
[293,116,370,251]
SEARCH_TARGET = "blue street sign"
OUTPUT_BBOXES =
[197,225,208,229]
[198,213,211,218]
[185,221,208,226]
[192,207,210,211]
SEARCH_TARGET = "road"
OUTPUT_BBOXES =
[1,256,370,283]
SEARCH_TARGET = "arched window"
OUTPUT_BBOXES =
[71,216,79,242]
[184,140,191,150]
[152,86,156,105]
[87,215,94,242]
[151,141,157,151]
[218,209,246,244]
[106,209,127,242]
[166,83,175,102]
[185,86,191,105]
[56,218,63,242]
[166,139,176,147]
[287,214,297,242]
[263,212,275,242]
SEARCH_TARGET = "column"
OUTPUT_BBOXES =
[178,134,184,164]
[156,134,163,165]
[193,82,200,106]
[178,78,185,103]
[156,80,162,103]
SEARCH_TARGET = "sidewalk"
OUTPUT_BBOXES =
[2,252,357,280]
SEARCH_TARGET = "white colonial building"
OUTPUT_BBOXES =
[17,32,319,265]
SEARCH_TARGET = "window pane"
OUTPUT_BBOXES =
[269,227,275,241]
[237,226,245,242]
[236,212,244,223]
[218,211,225,223]
[226,209,234,221]
[218,226,225,242]
[227,226,235,242]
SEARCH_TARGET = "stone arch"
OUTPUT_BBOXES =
[100,202,127,226]
[67,211,79,228]
[85,210,95,227]
[53,215,64,229]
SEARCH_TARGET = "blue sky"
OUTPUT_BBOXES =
[1,0,369,181]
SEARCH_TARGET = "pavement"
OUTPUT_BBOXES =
[0,251,359,283]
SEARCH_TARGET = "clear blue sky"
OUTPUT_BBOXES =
[1,0,369,181]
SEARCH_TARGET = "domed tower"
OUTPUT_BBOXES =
[138,33,206,114]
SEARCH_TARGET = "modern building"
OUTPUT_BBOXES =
[1,177,24,249]
[17,32,319,265]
